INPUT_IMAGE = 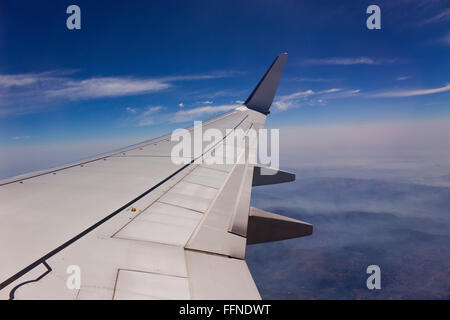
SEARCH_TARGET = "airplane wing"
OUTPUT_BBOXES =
[0,53,312,300]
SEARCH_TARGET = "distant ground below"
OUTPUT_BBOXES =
[247,173,450,299]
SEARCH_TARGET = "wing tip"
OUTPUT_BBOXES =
[244,53,288,115]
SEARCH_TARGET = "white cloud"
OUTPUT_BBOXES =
[126,103,238,126]
[137,106,165,126]
[125,107,137,114]
[199,89,247,100]
[273,100,296,111]
[202,100,213,104]
[0,71,75,88]
[178,102,184,108]
[281,90,315,100]
[161,71,243,82]
[396,76,409,81]
[46,77,170,99]
[11,136,30,140]
[137,118,155,126]
[0,70,242,117]
[373,84,450,97]
[439,31,450,45]
[142,106,164,114]
[422,8,450,24]
[322,88,342,93]
[273,88,359,111]
[0,74,41,87]
[303,57,400,65]
[170,104,238,123]
[288,77,343,82]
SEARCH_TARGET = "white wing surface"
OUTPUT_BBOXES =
[0,53,312,300]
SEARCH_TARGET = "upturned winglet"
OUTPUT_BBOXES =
[244,53,288,115]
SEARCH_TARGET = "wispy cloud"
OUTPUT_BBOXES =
[11,136,30,140]
[170,104,238,123]
[273,88,359,111]
[373,84,450,97]
[125,103,238,126]
[161,70,244,82]
[396,76,409,81]
[0,74,42,88]
[439,31,450,46]
[422,8,450,25]
[302,57,400,66]
[0,70,76,88]
[125,107,137,114]
[323,88,342,93]
[0,70,241,117]
[137,106,165,126]
[198,89,248,100]
[45,77,170,99]
[287,77,343,82]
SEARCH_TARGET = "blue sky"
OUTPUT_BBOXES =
[2,1,449,299]
[0,0,449,178]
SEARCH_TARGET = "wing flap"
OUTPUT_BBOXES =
[252,165,296,186]
[247,207,313,245]
[186,250,261,300]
